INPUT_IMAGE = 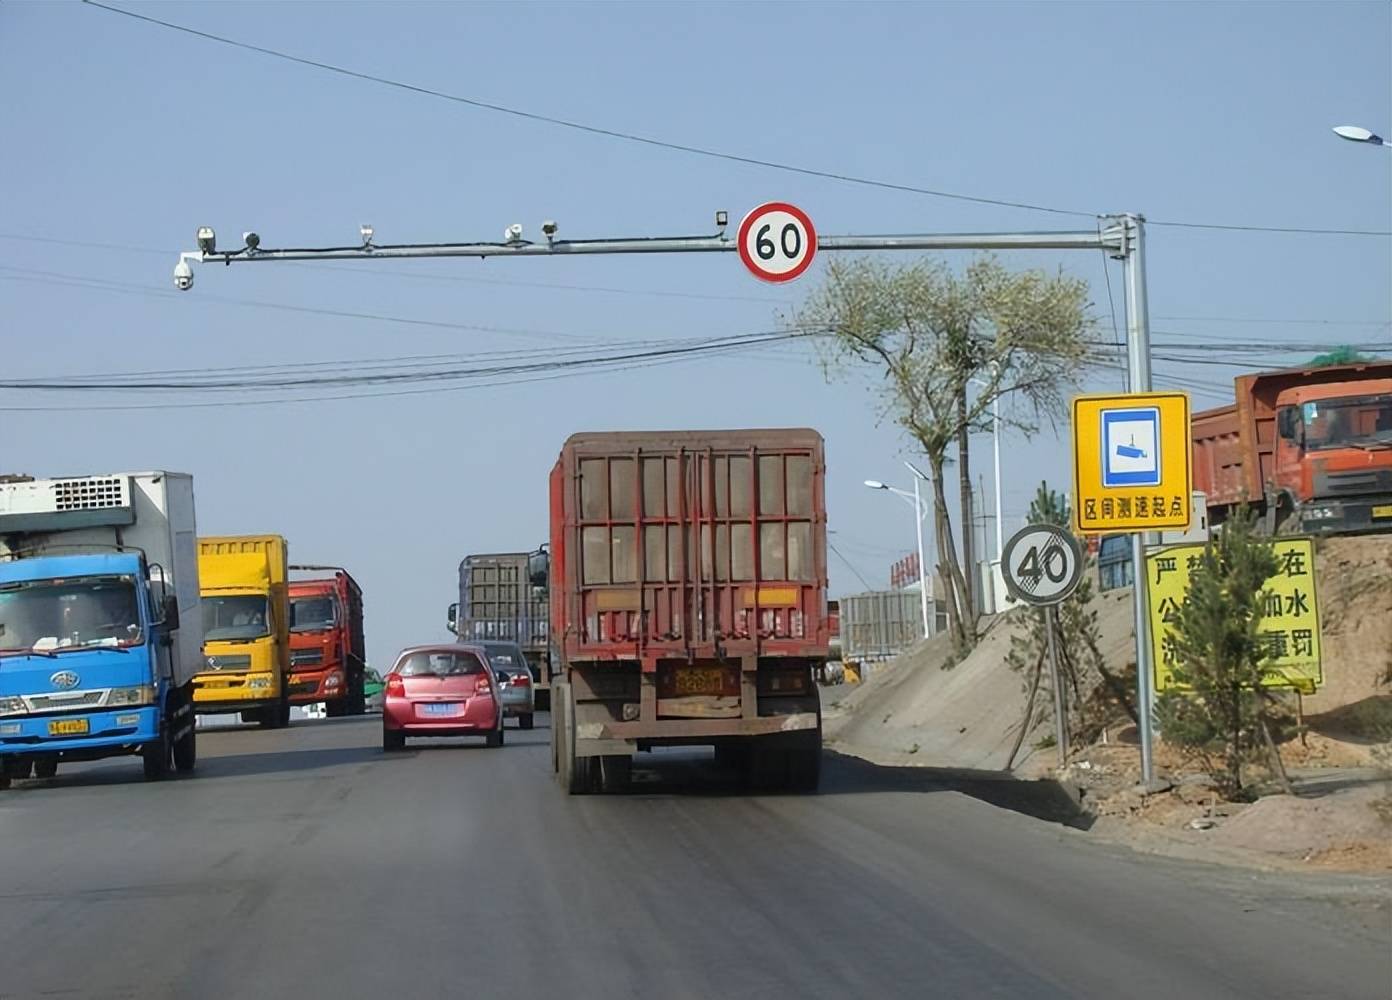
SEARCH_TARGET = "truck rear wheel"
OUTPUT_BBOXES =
[349,675,367,716]
[599,755,632,793]
[519,713,535,731]
[786,734,822,793]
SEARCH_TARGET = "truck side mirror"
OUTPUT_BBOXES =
[162,595,180,631]
[447,603,458,635]
[528,549,549,589]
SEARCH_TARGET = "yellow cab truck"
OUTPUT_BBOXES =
[193,535,291,728]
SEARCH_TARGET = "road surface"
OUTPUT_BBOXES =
[2,715,1387,999]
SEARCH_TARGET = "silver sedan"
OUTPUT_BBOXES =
[458,641,536,730]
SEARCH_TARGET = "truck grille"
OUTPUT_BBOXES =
[26,691,105,711]
[1316,468,1392,496]
[204,654,252,671]
[291,649,323,666]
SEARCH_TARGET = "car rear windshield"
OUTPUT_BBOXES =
[395,650,485,677]
[482,647,523,669]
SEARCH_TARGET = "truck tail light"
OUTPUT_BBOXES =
[385,674,404,696]
[758,671,809,695]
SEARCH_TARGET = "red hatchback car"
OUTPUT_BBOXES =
[382,645,505,751]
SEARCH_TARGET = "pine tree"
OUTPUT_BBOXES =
[1154,505,1281,798]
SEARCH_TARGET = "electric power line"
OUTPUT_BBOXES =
[79,2,1391,237]
[78,1,1090,220]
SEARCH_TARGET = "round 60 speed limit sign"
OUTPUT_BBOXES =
[1001,524,1084,607]
[738,202,817,283]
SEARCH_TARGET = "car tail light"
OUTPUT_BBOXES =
[511,673,531,687]
[386,674,405,696]
[475,675,492,696]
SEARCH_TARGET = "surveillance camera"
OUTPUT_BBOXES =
[243,231,261,251]
[173,259,194,291]
[541,220,558,238]
[360,223,374,245]
[504,223,524,243]
[196,226,216,254]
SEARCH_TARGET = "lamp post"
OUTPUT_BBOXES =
[865,463,932,638]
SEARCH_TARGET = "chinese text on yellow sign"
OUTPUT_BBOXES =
[1145,538,1322,692]
[1072,392,1191,533]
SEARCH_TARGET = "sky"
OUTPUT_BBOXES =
[1,0,1389,672]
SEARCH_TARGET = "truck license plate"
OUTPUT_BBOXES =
[674,668,726,696]
[1373,504,1392,519]
[48,718,90,736]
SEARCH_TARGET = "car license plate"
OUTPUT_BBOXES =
[422,703,459,715]
[674,668,726,696]
[1373,504,1392,519]
[48,718,90,737]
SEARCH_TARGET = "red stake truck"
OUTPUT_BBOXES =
[547,429,829,794]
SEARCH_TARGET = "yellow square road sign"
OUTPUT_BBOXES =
[1146,539,1322,692]
[1072,391,1192,534]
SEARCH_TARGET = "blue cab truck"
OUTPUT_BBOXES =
[0,472,203,787]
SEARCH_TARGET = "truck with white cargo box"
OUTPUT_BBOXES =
[0,472,202,785]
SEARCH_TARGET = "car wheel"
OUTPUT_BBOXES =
[33,757,58,780]
[383,728,406,753]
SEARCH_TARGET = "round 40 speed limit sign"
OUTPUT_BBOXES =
[737,202,817,283]
[1001,524,1084,607]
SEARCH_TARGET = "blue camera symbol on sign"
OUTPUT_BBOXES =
[1101,406,1161,487]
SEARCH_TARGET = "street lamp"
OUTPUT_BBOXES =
[1332,125,1390,147]
[864,464,933,639]
[967,377,1005,562]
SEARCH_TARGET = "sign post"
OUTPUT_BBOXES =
[1072,388,1192,786]
[1001,524,1085,768]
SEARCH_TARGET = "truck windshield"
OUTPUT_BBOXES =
[1302,395,1392,451]
[290,596,337,633]
[0,575,142,654]
[202,595,271,641]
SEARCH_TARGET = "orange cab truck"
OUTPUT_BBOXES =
[1192,361,1392,534]
[288,568,366,716]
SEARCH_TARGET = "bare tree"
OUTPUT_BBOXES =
[791,255,1093,647]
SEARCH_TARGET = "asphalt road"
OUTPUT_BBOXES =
[2,715,1387,1000]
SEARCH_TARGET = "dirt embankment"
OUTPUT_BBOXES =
[825,534,1392,872]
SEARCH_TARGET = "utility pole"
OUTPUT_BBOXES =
[1113,213,1159,787]
[177,211,1159,783]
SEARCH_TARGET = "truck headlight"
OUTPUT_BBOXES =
[0,696,26,717]
[1306,506,1338,520]
[249,676,272,690]
[107,685,156,707]
[324,672,343,689]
